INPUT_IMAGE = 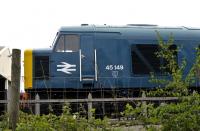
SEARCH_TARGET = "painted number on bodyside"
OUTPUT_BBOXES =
[105,65,124,71]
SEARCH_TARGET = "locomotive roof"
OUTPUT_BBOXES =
[59,25,200,41]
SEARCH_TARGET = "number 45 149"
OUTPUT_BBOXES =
[105,65,124,70]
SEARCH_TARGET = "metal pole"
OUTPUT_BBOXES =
[8,49,21,130]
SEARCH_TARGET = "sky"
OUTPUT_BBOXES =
[0,0,200,50]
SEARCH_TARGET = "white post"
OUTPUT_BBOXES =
[35,94,40,115]
[142,91,147,117]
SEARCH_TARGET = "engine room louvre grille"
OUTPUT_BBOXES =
[34,56,49,80]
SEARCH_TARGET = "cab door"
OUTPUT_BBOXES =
[80,35,95,81]
[50,34,80,88]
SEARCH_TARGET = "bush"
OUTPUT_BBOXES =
[14,103,112,131]
[0,113,9,130]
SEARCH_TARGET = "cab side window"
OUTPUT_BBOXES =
[55,35,80,52]
[65,35,80,52]
[55,35,64,52]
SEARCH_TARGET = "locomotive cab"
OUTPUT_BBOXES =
[49,30,128,89]
[51,33,97,88]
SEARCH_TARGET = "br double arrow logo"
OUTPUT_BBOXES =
[57,62,76,74]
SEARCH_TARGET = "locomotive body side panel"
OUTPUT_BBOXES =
[95,38,130,88]
[24,26,200,90]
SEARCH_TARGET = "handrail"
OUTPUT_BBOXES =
[94,49,97,81]
[79,49,82,81]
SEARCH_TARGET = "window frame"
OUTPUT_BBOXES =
[131,44,177,76]
[54,34,80,52]
[54,35,65,52]
[34,56,50,80]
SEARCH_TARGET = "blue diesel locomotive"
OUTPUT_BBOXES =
[24,24,200,98]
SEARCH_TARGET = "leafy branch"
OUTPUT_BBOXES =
[148,31,200,96]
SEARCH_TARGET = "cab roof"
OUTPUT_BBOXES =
[59,24,200,41]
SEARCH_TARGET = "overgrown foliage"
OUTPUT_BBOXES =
[121,92,200,131]
[0,103,113,131]
[122,32,200,130]
[120,33,200,130]
[154,93,200,131]
[0,113,9,130]
[148,31,200,97]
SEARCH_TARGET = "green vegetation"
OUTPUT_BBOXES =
[120,32,200,130]
[148,32,198,97]
[1,103,112,131]
[120,93,200,131]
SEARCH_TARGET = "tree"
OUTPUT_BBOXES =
[148,31,199,97]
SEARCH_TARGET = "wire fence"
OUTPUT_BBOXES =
[0,76,191,118]
[0,92,179,118]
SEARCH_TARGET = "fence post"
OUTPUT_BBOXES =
[102,101,105,117]
[88,93,92,120]
[7,80,11,116]
[142,91,147,118]
[8,49,21,130]
[35,94,40,115]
